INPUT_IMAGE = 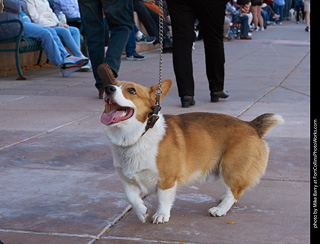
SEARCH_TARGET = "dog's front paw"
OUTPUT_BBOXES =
[152,212,170,224]
[208,207,226,217]
[136,205,149,223]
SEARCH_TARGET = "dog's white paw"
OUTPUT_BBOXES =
[208,207,227,217]
[136,205,149,223]
[152,212,170,224]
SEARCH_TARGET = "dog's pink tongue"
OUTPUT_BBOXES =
[101,110,124,125]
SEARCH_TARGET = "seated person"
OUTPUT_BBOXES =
[0,0,88,77]
[237,0,252,39]
[126,23,156,60]
[133,0,172,52]
[53,0,80,19]
[24,0,89,68]
[53,0,82,31]
[262,3,280,25]
[0,0,3,13]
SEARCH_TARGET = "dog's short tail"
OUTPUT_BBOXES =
[249,113,284,138]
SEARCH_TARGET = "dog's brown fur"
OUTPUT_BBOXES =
[156,113,277,199]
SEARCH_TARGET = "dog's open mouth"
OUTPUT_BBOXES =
[101,98,134,125]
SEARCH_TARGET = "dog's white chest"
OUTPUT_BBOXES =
[111,121,166,193]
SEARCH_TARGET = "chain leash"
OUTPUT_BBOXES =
[156,0,164,105]
[142,0,164,136]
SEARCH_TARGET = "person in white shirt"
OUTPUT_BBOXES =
[25,0,86,60]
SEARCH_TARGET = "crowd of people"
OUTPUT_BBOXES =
[0,0,310,104]
[0,0,158,79]
[223,0,310,41]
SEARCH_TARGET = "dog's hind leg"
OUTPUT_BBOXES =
[208,186,236,217]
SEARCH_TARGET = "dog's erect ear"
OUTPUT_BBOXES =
[97,63,116,86]
[149,79,173,102]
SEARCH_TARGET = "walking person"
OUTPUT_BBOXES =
[304,0,310,32]
[166,0,229,108]
[78,0,134,99]
[273,0,285,24]
[251,0,264,30]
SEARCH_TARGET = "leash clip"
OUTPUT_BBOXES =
[146,104,161,129]
[142,104,161,136]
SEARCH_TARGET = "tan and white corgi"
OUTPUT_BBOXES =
[99,66,284,224]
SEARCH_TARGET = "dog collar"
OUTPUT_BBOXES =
[142,104,161,137]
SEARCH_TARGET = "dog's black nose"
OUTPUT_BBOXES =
[105,85,116,95]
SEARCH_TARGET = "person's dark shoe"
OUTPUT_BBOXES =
[211,90,229,102]
[240,34,252,40]
[181,96,196,108]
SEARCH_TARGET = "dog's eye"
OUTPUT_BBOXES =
[128,87,136,95]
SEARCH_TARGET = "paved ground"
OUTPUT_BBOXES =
[0,20,310,244]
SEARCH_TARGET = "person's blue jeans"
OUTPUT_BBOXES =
[126,24,139,56]
[22,16,68,66]
[239,15,249,35]
[273,4,284,22]
[53,26,83,57]
[261,10,267,28]
[283,0,292,19]
[78,0,134,90]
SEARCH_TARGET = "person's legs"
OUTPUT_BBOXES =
[283,0,292,19]
[133,0,159,39]
[251,5,258,28]
[126,27,136,56]
[68,26,81,50]
[167,0,196,97]
[102,0,134,76]
[223,16,230,38]
[79,0,108,90]
[196,0,227,94]
[273,3,278,21]
[278,5,284,22]
[304,0,310,30]
[22,17,64,66]
[240,15,249,35]
[53,26,83,57]
[261,9,267,28]
[296,5,301,22]
[257,5,264,28]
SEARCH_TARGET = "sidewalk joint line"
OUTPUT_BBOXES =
[88,194,149,243]
[279,85,310,97]
[0,112,100,151]
[0,228,96,239]
[236,50,310,118]
[102,235,197,244]
[88,205,133,244]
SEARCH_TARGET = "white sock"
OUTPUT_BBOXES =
[136,31,143,39]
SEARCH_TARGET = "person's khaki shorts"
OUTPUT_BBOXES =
[304,0,310,12]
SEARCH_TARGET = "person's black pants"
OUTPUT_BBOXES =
[133,0,169,42]
[167,0,228,97]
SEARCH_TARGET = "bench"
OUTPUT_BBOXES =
[0,0,88,80]
[0,19,43,80]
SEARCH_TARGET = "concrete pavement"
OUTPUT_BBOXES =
[0,20,310,244]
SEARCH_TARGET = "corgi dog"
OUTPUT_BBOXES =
[98,65,284,224]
